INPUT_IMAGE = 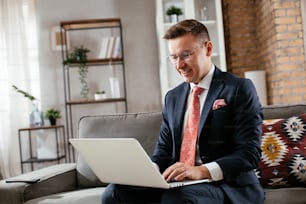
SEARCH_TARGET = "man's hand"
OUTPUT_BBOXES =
[162,162,212,182]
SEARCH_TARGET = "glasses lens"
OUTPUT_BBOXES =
[168,56,177,65]
[180,52,190,61]
[167,47,197,65]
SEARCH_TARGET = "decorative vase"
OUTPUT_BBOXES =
[200,7,208,21]
[80,80,89,99]
[29,100,44,126]
[109,77,121,98]
[79,65,89,99]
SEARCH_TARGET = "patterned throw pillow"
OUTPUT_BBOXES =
[257,114,306,188]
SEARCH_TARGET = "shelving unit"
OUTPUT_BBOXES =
[18,125,66,173]
[156,0,226,100]
[60,18,127,161]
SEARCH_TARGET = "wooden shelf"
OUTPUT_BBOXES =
[18,125,66,173]
[65,58,123,67]
[61,18,121,30]
[21,155,66,163]
[19,125,64,131]
[66,98,126,105]
[60,18,128,162]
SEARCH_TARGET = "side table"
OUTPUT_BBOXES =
[18,125,66,173]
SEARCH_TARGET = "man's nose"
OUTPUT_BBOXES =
[176,58,186,68]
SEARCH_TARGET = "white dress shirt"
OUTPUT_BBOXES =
[183,64,223,181]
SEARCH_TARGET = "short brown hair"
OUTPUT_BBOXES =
[163,19,210,41]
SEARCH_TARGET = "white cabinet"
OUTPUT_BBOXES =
[156,0,226,100]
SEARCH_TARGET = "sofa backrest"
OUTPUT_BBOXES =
[75,104,306,188]
[76,112,162,188]
[262,104,306,119]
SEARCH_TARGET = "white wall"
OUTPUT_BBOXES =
[36,0,162,121]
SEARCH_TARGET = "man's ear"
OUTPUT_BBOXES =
[205,41,213,56]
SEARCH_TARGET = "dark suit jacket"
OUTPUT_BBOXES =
[151,67,264,203]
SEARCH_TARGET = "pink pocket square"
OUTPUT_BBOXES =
[212,99,227,110]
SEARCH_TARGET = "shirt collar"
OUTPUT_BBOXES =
[190,64,215,90]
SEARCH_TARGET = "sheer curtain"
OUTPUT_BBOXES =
[0,0,39,178]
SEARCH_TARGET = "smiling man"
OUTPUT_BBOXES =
[102,19,264,204]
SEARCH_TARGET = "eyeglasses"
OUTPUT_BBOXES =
[167,47,199,66]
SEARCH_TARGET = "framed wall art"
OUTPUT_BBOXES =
[50,26,69,51]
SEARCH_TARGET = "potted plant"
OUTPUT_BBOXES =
[12,85,44,126]
[45,108,61,126]
[166,6,183,23]
[94,91,106,100]
[63,45,90,99]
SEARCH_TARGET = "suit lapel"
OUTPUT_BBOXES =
[170,69,225,153]
[199,68,225,133]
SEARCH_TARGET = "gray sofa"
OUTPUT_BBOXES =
[0,104,306,204]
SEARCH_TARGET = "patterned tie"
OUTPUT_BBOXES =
[180,86,204,166]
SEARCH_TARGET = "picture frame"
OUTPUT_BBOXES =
[50,26,70,51]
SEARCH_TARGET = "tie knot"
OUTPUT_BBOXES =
[193,86,204,96]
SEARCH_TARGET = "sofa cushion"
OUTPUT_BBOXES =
[76,112,162,188]
[264,187,306,204]
[257,113,306,188]
[24,187,104,204]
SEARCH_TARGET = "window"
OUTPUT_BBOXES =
[0,0,40,177]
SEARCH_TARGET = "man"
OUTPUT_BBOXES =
[102,19,264,204]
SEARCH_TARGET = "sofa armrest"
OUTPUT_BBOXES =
[0,163,77,204]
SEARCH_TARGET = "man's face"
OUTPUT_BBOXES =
[167,33,213,84]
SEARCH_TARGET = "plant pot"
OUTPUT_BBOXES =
[94,93,107,100]
[49,117,57,126]
[169,14,178,23]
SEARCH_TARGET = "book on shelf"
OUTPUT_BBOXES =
[112,36,122,58]
[98,36,122,59]
[98,37,110,59]
[106,36,115,59]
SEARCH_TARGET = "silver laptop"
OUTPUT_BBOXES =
[70,138,209,189]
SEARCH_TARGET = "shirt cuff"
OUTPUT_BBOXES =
[203,162,223,181]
